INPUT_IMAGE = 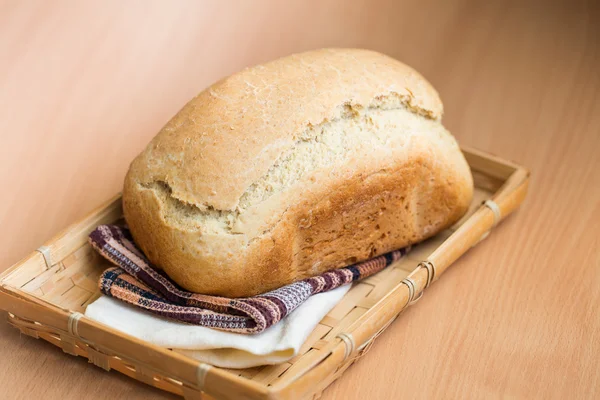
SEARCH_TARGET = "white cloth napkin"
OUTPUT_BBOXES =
[85,285,350,369]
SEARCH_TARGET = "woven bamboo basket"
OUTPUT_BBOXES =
[0,147,529,399]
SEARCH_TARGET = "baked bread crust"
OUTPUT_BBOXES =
[123,48,473,297]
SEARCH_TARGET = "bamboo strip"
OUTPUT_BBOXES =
[1,252,48,288]
[35,195,122,269]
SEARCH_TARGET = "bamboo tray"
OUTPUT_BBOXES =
[0,147,529,400]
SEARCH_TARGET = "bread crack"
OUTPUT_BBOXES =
[141,97,451,237]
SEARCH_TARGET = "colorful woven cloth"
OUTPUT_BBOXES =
[89,225,410,334]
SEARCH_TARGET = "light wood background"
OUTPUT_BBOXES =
[1,0,599,399]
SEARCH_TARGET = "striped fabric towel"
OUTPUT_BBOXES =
[89,225,410,334]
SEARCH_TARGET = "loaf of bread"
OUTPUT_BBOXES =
[123,48,473,297]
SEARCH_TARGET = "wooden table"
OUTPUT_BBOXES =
[1,1,598,399]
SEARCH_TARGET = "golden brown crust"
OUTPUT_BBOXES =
[127,48,443,210]
[122,48,473,297]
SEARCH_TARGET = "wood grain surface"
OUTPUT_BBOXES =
[1,0,599,399]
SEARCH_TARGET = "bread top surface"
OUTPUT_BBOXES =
[128,48,444,211]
